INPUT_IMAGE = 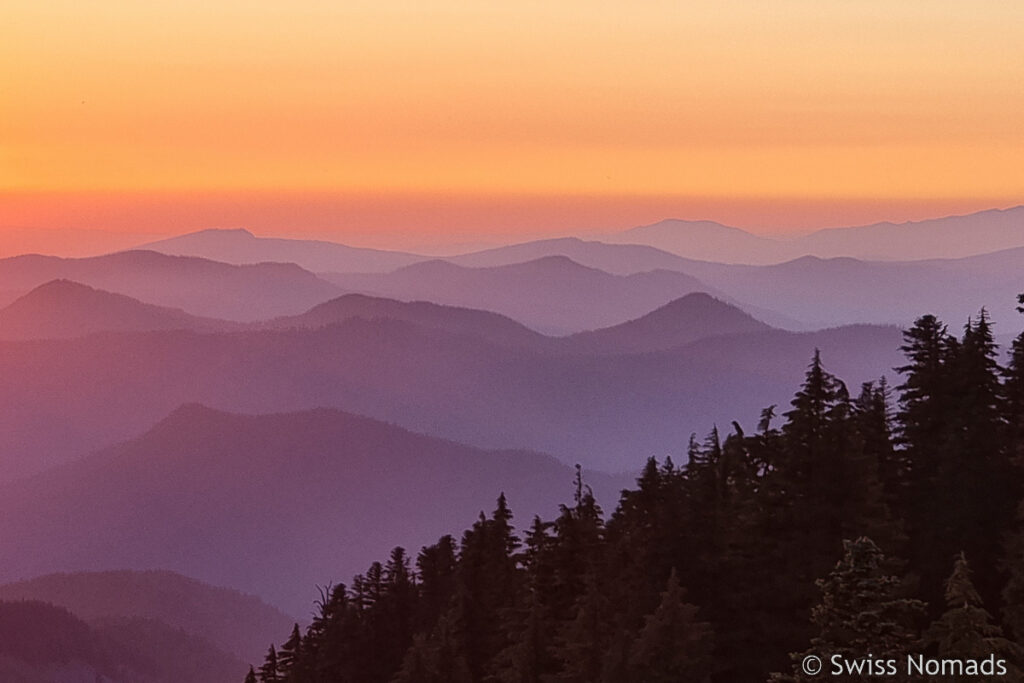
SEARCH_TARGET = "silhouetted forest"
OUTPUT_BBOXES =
[247,300,1024,682]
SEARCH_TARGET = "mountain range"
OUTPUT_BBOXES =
[607,206,1024,264]
[140,228,423,274]
[0,251,340,322]
[0,405,630,614]
[0,599,246,683]
[142,206,1024,269]
[128,209,1024,332]
[0,571,294,665]
[322,256,712,335]
[0,288,903,479]
[0,280,239,340]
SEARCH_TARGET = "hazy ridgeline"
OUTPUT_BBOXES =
[1,213,1024,681]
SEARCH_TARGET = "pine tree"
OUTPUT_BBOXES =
[277,624,302,678]
[245,666,257,683]
[626,569,714,683]
[491,515,560,683]
[926,553,1022,681]
[551,572,612,683]
[548,467,605,623]
[380,546,417,675]
[492,588,555,683]
[453,496,524,679]
[416,535,458,632]
[916,312,1015,607]
[892,313,1018,607]
[391,614,473,683]
[771,537,926,683]
[753,351,860,675]
[1004,294,1024,465]
[259,645,281,683]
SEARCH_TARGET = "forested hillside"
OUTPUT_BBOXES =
[246,300,1024,682]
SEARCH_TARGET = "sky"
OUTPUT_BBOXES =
[2,1,1023,254]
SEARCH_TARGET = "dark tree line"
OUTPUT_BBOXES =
[247,301,1024,682]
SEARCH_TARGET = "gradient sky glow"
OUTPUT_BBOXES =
[2,1,1023,252]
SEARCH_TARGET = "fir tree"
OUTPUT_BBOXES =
[245,666,257,683]
[416,535,458,632]
[771,537,926,683]
[1005,293,1024,464]
[626,569,714,683]
[491,588,555,683]
[391,614,473,683]
[259,645,280,683]
[926,553,1022,681]
[277,624,302,678]
[551,572,612,683]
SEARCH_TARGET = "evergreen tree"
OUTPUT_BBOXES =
[896,314,956,460]
[245,666,257,683]
[416,535,458,632]
[454,496,524,679]
[492,516,560,683]
[626,569,714,683]
[259,645,281,683]
[551,572,612,683]
[1004,293,1024,464]
[391,614,473,683]
[491,588,555,683]
[277,624,301,678]
[380,546,417,672]
[926,553,1022,681]
[771,537,926,683]
[548,467,605,623]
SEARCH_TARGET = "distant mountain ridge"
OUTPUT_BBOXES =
[0,280,239,340]
[0,308,902,479]
[567,292,771,354]
[609,205,1024,264]
[0,250,340,321]
[0,404,630,614]
[323,256,712,334]
[0,570,293,664]
[265,292,549,349]
[140,228,425,273]
[0,599,245,683]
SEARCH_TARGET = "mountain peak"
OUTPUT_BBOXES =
[569,292,771,354]
[190,227,257,239]
[0,280,233,340]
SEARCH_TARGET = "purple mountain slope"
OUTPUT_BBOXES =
[0,600,246,683]
[323,256,711,334]
[0,250,341,321]
[605,218,791,264]
[794,206,1024,261]
[140,228,426,274]
[672,254,1024,329]
[0,315,902,479]
[0,405,631,613]
[265,292,549,349]
[567,292,771,354]
[0,280,240,340]
[447,236,709,275]
[0,570,292,665]
[609,206,1024,264]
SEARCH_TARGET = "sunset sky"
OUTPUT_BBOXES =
[2,1,1023,253]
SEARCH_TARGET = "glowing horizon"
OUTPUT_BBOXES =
[3,1,1023,252]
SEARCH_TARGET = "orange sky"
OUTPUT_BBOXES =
[2,1,1023,254]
